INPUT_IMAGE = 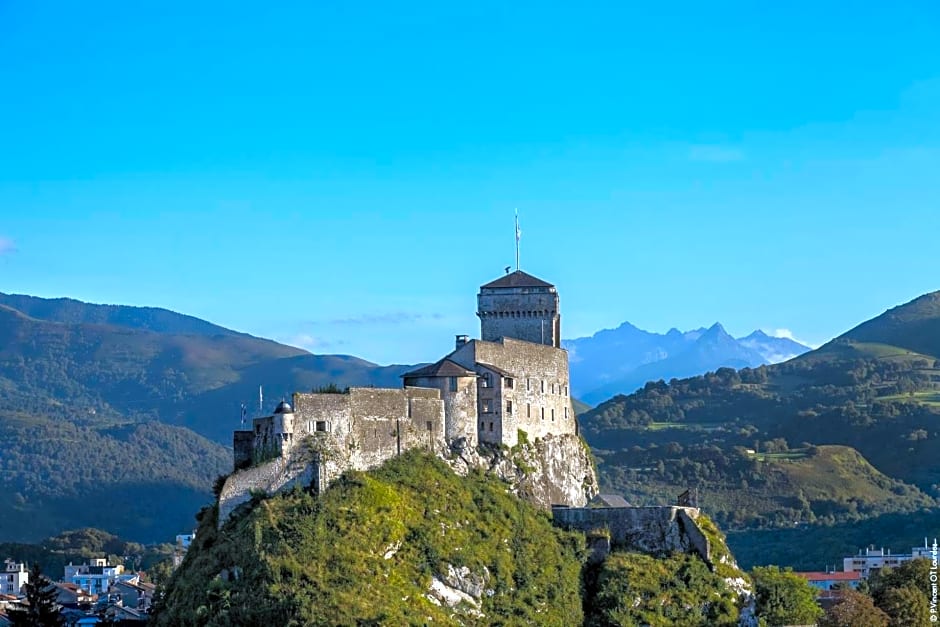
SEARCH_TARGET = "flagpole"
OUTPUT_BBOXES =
[515,209,521,271]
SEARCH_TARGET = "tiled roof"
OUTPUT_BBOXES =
[795,571,862,581]
[402,358,476,379]
[480,270,554,289]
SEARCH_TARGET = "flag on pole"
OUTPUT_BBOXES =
[514,209,521,270]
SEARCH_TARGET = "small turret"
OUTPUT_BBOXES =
[273,400,295,450]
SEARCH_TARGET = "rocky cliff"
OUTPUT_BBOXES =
[447,432,597,509]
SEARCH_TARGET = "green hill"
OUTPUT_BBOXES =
[0,293,416,541]
[153,452,747,626]
[580,291,940,566]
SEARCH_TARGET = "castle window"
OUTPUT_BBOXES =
[426,421,433,432]
[482,400,492,414]
[541,407,545,420]
[551,409,555,421]
[449,377,457,392]
[506,400,513,414]
[527,403,531,418]
[565,406,569,419]
[551,382,555,394]
[489,422,494,432]
[481,373,491,388]
[315,421,328,432]
[504,377,514,389]
[564,385,568,396]
[480,421,484,431]
[541,380,545,393]
[526,378,531,390]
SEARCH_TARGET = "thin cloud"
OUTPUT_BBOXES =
[0,236,16,255]
[688,144,746,163]
[279,333,346,352]
[768,328,819,349]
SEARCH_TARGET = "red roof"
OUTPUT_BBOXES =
[794,571,861,581]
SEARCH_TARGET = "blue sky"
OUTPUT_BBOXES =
[2,2,939,364]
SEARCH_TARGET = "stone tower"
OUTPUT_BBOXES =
[477,270,560,347]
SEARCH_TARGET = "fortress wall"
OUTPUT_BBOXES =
[407,377,478,446]
[470,339,575,445]
[218,454,314,524]
[552,506,710,563]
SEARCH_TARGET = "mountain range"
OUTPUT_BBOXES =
[564,321,811,404]
[579,291,940,568]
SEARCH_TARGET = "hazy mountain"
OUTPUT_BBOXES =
[565,321,811,404]
[737,329,811,363]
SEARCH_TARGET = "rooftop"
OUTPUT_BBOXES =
[401,358,477,379]
[480,270,554,289]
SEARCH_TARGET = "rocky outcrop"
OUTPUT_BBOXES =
[426,564,493,619]
[445,432,598,509]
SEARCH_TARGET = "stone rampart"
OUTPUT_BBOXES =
[552,505,711,564]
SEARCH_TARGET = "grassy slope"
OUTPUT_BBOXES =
[153,452,587,626]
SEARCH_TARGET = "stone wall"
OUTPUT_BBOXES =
[478,286,560,347]
[218,449,315,523]
[405,376,478,447]
[552,505,711,563]
[451,338,575,447]
[219,387,447,525]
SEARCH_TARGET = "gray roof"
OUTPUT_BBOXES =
[481,270,554,289]
[589,494,631,508]
[402,358,476,379]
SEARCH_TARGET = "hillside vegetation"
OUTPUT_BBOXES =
[580,291,940,567]
[0,293,414,541]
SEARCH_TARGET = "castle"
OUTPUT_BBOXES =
[220,270,582,520]
[217,269,720,586]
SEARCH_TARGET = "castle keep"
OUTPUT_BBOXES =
[220,270,583,522]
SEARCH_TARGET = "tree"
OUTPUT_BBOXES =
[6,564,64,627]
[877,585,929,627]
[751,566,823,627]
[871,558,932,626]
[819,589,888,627]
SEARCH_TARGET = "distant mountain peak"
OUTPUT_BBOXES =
[741,329,771,340]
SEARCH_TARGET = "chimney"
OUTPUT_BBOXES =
[455,334,469,349]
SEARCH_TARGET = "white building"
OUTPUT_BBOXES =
[2,560,28,596]
[63,559,124,596]
[843,542,933,578]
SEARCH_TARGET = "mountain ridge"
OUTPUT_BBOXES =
[565,320,811,403]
